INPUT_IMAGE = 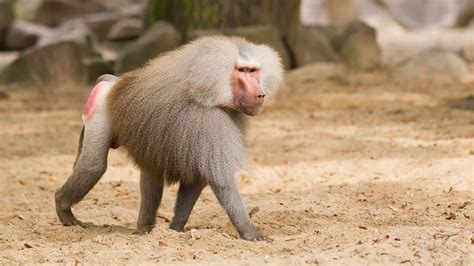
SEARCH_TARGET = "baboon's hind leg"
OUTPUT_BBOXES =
[55,122,112,226]
[55,78,116,226]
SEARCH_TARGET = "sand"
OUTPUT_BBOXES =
[0,67,473,264]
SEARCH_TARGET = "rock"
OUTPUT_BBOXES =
[0,0,14,48]
[115,21,181,74]
[107,18,143,41]
[289,62,346,81]
[393,49,470,81]
[84,56,114,84]
[0,41,87,89]
[0,51,20,71]
[36,20,95,57]
[232,25,291,69]
[286,25,340,67]
[381,0,457,28]
[5,20,52,50]
[81,12,121,42]
[461,44,474,63]
[187,29,224,41]
[119,3,146,19]
[331,21,381,70]
[0,56,28,85]
[15,0,106,27]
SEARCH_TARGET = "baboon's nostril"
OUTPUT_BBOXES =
[257,94,265,99]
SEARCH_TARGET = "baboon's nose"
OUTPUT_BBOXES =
[257,94,265,98]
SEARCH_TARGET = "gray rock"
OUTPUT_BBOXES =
[0,0,14,48]
[15,0,106,27]
[0,41,87,89]
[107,18,143,41]
[286,25,341,67]
[84,56,114,84]
[333,21,381,71]
[186,29,223,42]
[119,3,146,19]
[115,21,181,74]
[0,51,19,71]
[0,55,28,85]
[289,62,346,81]
[37,20,95,57]
[81,12,121,42]
[5,20,52,50]
[232,25,291,69]
[393,49,470,81]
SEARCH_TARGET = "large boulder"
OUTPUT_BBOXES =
[115,21,181,74]
[392,49,470,81]
[286,25,340,67]
[106,18,143,41]
[5,20,52,50]
[0,0,14,48]
[0,51,19,71]
[118,3,146,19]
[231,25,291,69]
[36,20,96,57]
[288,62,346,82]
[15,0,106,27]
[330,21,381,70]
[80,12,121,42]
[84,56,114,84]
[0,41,87,89]
[186,29,224,41]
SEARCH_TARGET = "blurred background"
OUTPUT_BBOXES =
[0,0,473,89]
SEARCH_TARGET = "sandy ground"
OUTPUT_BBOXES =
[0,67,473,264]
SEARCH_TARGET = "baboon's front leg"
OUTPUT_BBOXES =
[209,178,272,242]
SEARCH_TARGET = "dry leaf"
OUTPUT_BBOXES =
[111,181,122,188]
[443,212,456,220]
[116,189,129,196]
[388,204,401,212]
[190,229,200,240]
[458,201,470,209]
[249,207,260,218]
[304,207,317,218]
[443,187,453,193]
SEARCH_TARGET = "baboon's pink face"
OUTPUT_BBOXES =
[228,64,265,116]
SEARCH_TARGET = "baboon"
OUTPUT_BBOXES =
[55,36,283,242]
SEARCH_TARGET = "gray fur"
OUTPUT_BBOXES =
[55,36,283,242]
[137,171,164,232]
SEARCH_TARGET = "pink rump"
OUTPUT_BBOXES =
[83,82,103,120]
